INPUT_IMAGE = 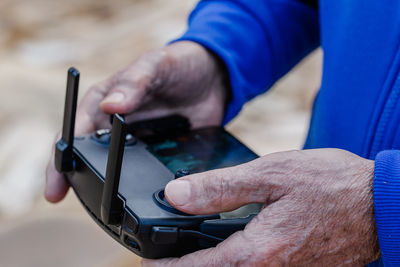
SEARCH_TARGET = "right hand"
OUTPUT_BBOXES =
[45,41,229,203]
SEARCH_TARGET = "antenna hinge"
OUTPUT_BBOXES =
[55,139,75,172]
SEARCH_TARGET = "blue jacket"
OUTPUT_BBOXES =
[175,0,400,266]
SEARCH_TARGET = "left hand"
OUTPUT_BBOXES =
[143,149,380,266]
[45,41,228,203]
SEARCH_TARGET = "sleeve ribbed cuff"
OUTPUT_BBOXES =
[374,150,400,266]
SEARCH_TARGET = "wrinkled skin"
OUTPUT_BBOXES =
[45,41,228,202]
[143,149,380,266]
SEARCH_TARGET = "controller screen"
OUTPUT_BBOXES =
[141,128,258,175]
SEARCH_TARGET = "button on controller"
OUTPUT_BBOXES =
[93,129,111,145]
[174,169,190,179]
[91,129,136,146]
[124,133,136,146]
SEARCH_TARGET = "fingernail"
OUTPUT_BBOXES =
[102,92,125,104]
[165,180,191,206]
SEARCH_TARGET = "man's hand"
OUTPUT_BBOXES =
[45,41,228,202]
[143,149,380,266]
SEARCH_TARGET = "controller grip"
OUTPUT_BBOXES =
[200,214,256,240]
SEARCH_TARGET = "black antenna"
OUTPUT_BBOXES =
[55,67,80,173]
[101,114,126,225]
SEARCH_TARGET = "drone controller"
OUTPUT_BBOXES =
[55,67,260,259]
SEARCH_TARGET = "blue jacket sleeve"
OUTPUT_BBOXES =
[374,150,400,266]
[174,0,320,123]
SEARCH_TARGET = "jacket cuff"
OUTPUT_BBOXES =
[374,150,400,266]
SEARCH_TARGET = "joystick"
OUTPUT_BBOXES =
[55,67,260,258]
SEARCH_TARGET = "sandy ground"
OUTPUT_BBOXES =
[0,0,321,266]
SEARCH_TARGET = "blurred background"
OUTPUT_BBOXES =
[0,0,322,266]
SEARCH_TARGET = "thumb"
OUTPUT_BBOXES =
[165,157,285,214]
[99,82,147,115]
[99,51,166,115]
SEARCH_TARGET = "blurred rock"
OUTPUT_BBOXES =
[0,119,53,215]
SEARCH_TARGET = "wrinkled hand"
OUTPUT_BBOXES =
[45,41,228,202]
[143,149,380,266]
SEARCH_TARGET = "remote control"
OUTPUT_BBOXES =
[55,67,260,259]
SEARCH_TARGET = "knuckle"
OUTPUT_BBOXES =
[215,171,231,207]
[218,173,231,206]
[107,49,171,95]
[88,82,110,98]
[112,70,134,87]
[113,69,156,95]
[198,170,229,207]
